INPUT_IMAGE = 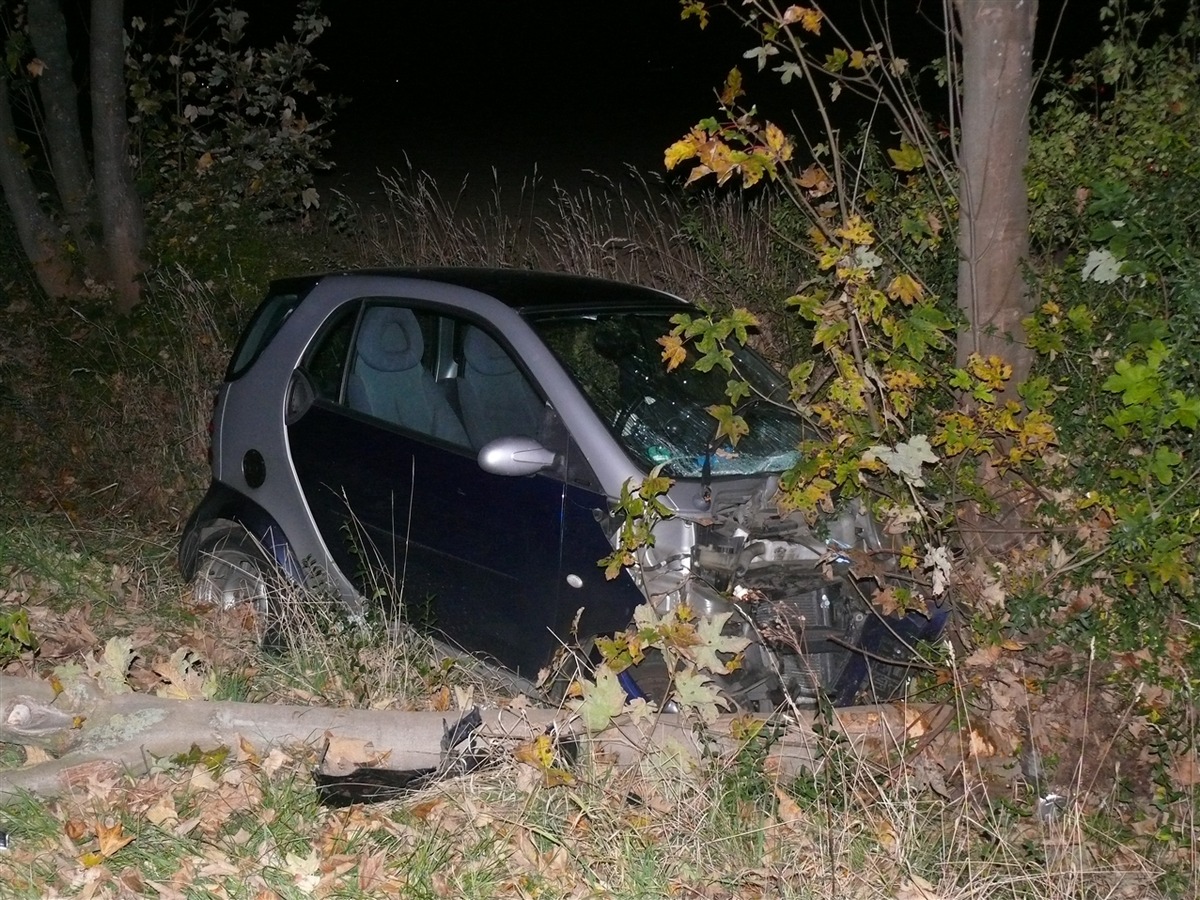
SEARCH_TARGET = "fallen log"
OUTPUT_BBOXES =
[0,674,942,800]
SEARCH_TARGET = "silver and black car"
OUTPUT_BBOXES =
[179,269,946,707]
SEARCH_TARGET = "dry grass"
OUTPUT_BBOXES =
[0,170,1195,896]
[0,516,1191,898]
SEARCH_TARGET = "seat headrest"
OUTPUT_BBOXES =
[357,307,423,372]
[463,326,516,376]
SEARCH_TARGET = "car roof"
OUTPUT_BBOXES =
[269,268,693,315]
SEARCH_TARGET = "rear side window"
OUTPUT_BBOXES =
[226,292,300,380]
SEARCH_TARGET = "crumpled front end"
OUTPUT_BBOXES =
[628,476,949,708]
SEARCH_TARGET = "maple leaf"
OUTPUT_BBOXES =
[96,818,135,857]
[862,435,939,486]
[707,404,749,446]
[886,273,925,305]
[26,57,46,78]
[571,663,628,732]
[781,5,823,34]
[888,141,925,172]
[835,215,874,246]
[153,647,217,700]
[763,122,792,162]
[720,67,744,106]
[657,333,688,371]
[664,134,700,171]
[282,850,321,893]
[688,612,750,674]
[672,668,731,724]
[86,636,135,694]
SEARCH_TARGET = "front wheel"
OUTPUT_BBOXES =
[192,527,282,648]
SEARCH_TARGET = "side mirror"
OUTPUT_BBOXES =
[477,436,557,477]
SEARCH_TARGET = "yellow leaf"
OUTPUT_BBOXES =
[1000,639,1026,652]
[886,273,925,305]
[664,136,698,171]
[781,5,823,33]
[763,122,792,162]
[657,333,688,371]
[888,141,925,172]
[720,67,744,106]
[515,733,556,769]
[96,819,135,857]
[80,851,105,868]
[835,214,874,246]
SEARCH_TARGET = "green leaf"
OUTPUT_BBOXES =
[689,612,751,674]
[1101,358,1162,406]
[882,301,952,360]
[1147,446,1182,485]
[887,141,925,172]
[571,664,629,731]
[672,668,731,724]
[707,404,750,446]
[726,379,751,405]
[1168,391,1200,429]
[863,435,939,486]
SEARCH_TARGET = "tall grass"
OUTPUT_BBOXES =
[0,168,1193,897]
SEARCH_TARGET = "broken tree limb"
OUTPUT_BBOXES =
[0,674,943,801]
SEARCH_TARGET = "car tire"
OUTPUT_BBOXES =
[192,527,285,651]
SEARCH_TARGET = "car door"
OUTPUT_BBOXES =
[286,299,574,675]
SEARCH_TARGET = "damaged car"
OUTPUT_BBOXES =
[179,269,947,708]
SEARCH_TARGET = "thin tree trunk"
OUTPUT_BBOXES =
[28,0,104,277]
[0,674,938,800]
[90,0,145,313]
[0,77,80,298]
[955,0,1038,385]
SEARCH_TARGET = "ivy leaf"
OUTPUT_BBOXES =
[571,664,628,732]
[672,669,731,724]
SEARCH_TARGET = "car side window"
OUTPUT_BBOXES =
[456,323,545,451]
[343,304,471,447]
[305,303,358,401]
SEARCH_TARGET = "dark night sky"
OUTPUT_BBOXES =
[313,0,748,205]
[299,1,1100,207]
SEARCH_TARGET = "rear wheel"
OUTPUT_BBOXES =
[192,527,282,649]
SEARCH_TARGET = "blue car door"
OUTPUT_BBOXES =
[288,301,580,675]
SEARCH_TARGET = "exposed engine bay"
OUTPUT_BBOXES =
[631,476,947,709]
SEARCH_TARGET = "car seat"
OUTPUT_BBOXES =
[347,306,468,445]
[458,325,543,449]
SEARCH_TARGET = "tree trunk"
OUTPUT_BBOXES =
[28,0,104,277]
[955,0,1038,386]
[0,78,80,298]
[90,0,145,313]
[0,675,940,800]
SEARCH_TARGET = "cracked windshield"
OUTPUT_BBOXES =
[531,312,807,478]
